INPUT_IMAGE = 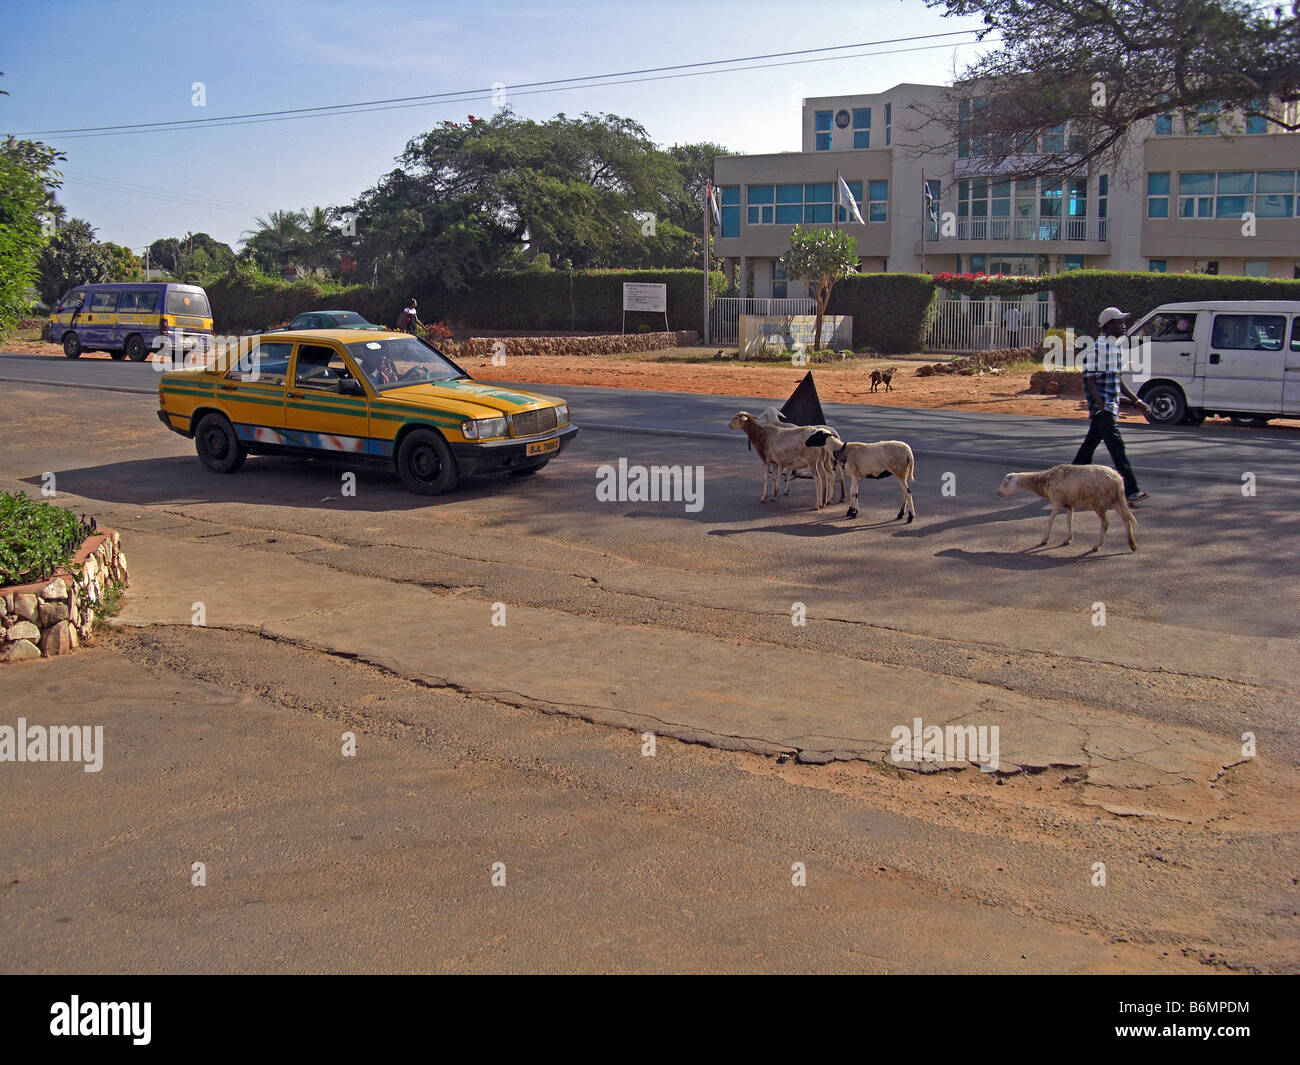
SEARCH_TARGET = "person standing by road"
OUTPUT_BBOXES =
[1073,306,1151,504]
[396,298,421,335]
[1003,302,1021,348]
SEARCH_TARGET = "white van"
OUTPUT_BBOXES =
[1125,301,1300,427]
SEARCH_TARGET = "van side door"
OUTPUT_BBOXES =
[1132,311,1202,406]
[1284,316,1300,416]
[1202,313,1288,415]
[83,289,120,350]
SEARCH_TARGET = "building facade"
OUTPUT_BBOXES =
[713,83,1300,297]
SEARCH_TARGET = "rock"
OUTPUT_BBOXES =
[795,749,834,765]
[6,620,41,642]
[1,639,41,662]
[40,577,68,600]
[117,552,128,576]
[1043,382,1060,396]
[82,608,95,631]
[38,600,70,626]
[83,555,98,580]
[68,625,79,649]
[2,593,12,614]
[14,594,38,621]
[41,621,74,656]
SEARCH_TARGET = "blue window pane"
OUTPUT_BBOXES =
[815,110,832,131]
[1147,172,1170,195]
[1178,172,1214,194]
[1154,114,1172,135]
[885,103,891,126]
[762,206,773,223]
[1148,198,1169,218]
[1256,195,1293,218]
[805,204,832,223]
[815,132,831,151]
[868,180,888,201]
[747,207,759,224]
[853,131,870,149]
[991,200,1011,217]
[1246,113,1268,134]
[970,254,986,272]
[885,127,890,146]
[804,183,833,202]
[1065,256,1085,270]
[1216,195,1249,218]
[747,184,775,204]
[1099,175,1108,197]
[868,202,886,222]
[720,206,740,238]
[776,184,802,204]
[1149,260,1167,272]
[1217,172,1254,195]
[775,204,803,224]
[853,108,871,129]
[719,185,740,205]
[849,181,863,199]
[1257,171,1295,193]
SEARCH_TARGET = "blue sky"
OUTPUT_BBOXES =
[1,0,988,252]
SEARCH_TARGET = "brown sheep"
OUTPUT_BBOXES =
[997,464,1137,552]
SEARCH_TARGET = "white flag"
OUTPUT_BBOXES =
[707,184,722,228]
[837,176,864,224]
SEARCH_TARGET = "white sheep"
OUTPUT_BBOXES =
[805,431,916,522]
[729,411,838,508]
[997,464,1137,552]
[755,407,845,500]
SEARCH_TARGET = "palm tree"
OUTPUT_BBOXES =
[241,209,307,271]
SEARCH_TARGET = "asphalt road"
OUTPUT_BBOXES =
[1,365,1297,973]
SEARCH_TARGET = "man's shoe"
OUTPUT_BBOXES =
[1127,490,1150,504]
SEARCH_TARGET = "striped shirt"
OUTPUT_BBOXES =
[1082,336,1125,416]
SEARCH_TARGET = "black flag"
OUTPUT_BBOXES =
[780,371,826,428]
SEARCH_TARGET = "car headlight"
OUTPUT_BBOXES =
[462,417,508,440]
[555,403,570,424]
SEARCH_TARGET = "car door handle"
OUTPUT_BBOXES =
[287,392,304,399]
[1209,353,1222,364]
[1178,351,1191,357]
[218,384,238,392]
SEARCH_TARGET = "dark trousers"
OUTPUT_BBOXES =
[1073,411,1138,495]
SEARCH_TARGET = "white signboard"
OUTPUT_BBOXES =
[623,283,667,312]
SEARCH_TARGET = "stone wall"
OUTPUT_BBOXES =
[441,331,699,359]
[1,532,128,663]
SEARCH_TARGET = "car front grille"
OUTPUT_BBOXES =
[510,407,558,438]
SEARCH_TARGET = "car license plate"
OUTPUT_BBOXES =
[526,438,560,457]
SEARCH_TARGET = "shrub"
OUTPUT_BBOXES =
[1049,271,1300,333]
[827,274,937,353]
[0,492,96,586]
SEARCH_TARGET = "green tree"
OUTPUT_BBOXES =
[148,232,234,277]
[781,227,860,350]
[923,0,1300,176]
[241,210,307,272]
[0,135,63,334]
[36,218,113,306]
[103,243,142,282]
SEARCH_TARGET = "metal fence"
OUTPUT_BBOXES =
[925,295,1055,354]
[710,297,816,344]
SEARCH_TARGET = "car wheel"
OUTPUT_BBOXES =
[62,332,82,359]
[1229,414,1271,428]
[1182,409,1206,426]
[194,413,247,473]
[396,428,459,495]
[1141,383,1186,426]
[124,334,148,361]
[510,461,549,476]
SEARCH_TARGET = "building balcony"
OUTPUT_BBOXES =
[916,216,1110,255]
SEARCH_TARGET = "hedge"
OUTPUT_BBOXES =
[826,274,938,354]
[203,269,726,335]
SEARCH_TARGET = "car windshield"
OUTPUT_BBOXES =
[347,336,462,390]
[329,312,369,326]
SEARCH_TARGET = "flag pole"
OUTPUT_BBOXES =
[835,169,840,232]
[703,182,711,345]
[921,167,927,276]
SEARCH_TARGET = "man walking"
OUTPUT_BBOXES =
[396,298,421,335]
[1074,306,1151,504]
[1003,302,1021,348]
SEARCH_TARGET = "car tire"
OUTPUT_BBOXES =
[194,413,247,473]
[1183,409,1206,426]
[396,428,459,495]
[124,334,148,361]
[62,332,82,359]
[1229,414,1271,428]
[510,461,549,476]
[1141,383,1186,426]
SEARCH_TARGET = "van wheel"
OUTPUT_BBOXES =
[1183,409,1206,426]
[194,413,247,473]
[62,332,82,359]
[1141,384,1186,426]
[123,335,147,361]
[396,428,459,495]
[1229,415,1271,428]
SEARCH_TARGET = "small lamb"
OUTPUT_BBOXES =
[997,464,1137,552]
[805,431,916,522]
[869,367,898,393]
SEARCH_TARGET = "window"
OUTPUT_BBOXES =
[749,182,874,225]
[1243,260,1269,277]
[1154,113,1173,135]
[1147,172,1170,218]
[885,102,891,146]
[226,341,291,385]
[1291,317,1300,352]
[867,180,888,221]
[294,344,356,389]
[1205,261,1220,275]
[957,97,987,158]
[167,289,210,316]
[718,185,740,237]
[772,261,788,299]
[1148,260,1168,272]
[816,132,831,151]
[1040,124,1065,153]
[1211,314,1285,350]
[815,110,832,151]
[746,184,775,225]
[90,291,119,313]
[1197,102,1219,136]
[1135,312,1195,340]
[852,108,870,149]
[57,289,87,313]
[1064,255,1085,270]
[1246,100,1268,135]
[836,181,864,223]
[1176,171,1296,220]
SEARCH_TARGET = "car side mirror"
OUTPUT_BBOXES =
[337,377,364,396]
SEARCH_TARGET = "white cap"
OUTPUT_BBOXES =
[1098,306,1130,327]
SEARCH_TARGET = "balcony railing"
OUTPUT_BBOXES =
[924,217,1108,242]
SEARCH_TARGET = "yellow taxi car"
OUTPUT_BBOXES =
[157,329,576,494]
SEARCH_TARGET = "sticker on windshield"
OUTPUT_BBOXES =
[366,342,382,349]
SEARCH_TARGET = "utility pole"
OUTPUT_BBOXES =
[703,183,711,345]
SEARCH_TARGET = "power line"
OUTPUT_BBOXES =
[20,30,986,140]
[60,170,273,213]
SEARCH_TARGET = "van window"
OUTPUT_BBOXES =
[121,290,159,313]
[90,291,119,313]
[1136,313,1195,340]
[1290,318,1300,353]
[1211,314,1285,351]
[167,289,211,317]
[57,289,87,313]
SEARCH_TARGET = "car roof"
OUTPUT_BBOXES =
[262,328,408,341]
[1149,301,1300,312]
[298,310,367,316]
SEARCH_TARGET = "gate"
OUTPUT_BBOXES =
[710,297,816,344]
[925,295,1054,354]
